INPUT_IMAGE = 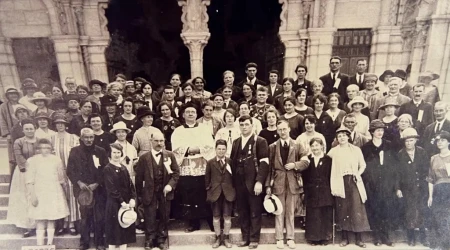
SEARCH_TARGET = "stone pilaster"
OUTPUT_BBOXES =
[52,35,87,88]
[178,0,211,78]
[306,28,336,79]
[409,19,429,84]
[0,37,20,92]
[279,31,305,78]
[84,36,110,83]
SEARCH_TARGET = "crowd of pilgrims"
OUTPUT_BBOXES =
[1,57,450,250]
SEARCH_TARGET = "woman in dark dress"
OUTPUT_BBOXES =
[302,137,333,245]
[396,128,430,246]
[380,101,401,151]
[104,143,137,249]
[153,101,182,150]
[294,88,313,116]
[279,97,304,139]
[312,94,335,151]
[361,120,398,246]
[114,98,138,143]
[258,109,279,145]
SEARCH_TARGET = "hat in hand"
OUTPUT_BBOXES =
[263,194,283,216]
[78,188,94,207]
[118,207,137,228]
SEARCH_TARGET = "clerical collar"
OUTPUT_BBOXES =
[183,122,198,128]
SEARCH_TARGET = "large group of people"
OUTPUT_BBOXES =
[0,57,449,250]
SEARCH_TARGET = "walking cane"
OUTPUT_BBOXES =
[332,207,336,245]
[163,189,170,249]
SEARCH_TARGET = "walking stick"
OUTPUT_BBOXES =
[163,190,170,249]
[332,207,336,245]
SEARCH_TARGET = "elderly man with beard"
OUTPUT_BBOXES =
[67,128,109,250]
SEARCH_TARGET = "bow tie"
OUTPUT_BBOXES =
[155,152,162,157]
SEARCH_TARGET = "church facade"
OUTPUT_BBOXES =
[0,0,448,100]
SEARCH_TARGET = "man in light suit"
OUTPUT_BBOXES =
[371,77,411,120]
[421,101,450,156]
[266,120,309,249]
[349,59,368,90]
[320,56,350,101]
[331,114,369,148]
[135,131,180,250]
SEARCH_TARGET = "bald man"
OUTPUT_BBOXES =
[135,131,180,250]
[421,101,450,156]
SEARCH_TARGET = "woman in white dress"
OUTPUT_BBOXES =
[296,114,327,154]
[111,121,138,183]
[215,109,240,157]
[346,96,371,140]
[26,138,69,246]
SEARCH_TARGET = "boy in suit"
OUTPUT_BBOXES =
[205,139,236,248]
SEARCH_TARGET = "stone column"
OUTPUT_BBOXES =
[307,28,336,79]
[178,0,211,78]
[0,37,20,92]
[279,31,306,78]
[85,37,110,83]
[52,35,87,88]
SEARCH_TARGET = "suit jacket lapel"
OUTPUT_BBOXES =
[276,140,282,166]
[287,139,295,161]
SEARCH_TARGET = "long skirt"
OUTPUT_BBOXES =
[335,175,370,232]
[173,175,210,220]
[64,181,81,223]
[432,183,450,249]
[7,167,35,229]
[105,198,136,245]
[305,206,333,241]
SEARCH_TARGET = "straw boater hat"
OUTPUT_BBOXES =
[31,92,51,105]
[419,71,440,81]
[378,100,400,111]
[110,121,131,134]
[401,128,419,140]
[379,70,394,82]
[125,81,135,88]
[263,194,283,216]
[118,207,137,228]
[369,119,386,132]
[347,96,368,110]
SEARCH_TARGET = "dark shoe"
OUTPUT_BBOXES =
[384,241,394,247]
[184,226,199,233]
[212,235,221,248]
[340,240,349,247]
[248,242,258,249]
[144,240,154,250]
[374,242,382,246]
[320,240,329,246]
[223,235,232,248]
[421,240,430,247]
[237,241,250,247]
[55,228,66,236]
[158,242,168,250]
[78,245,89,250]
[23,230,35,238]
[69,227,78,236]
[96,245,106,250]
[355,242,367,248]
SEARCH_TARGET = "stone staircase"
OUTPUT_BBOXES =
[0,172,430,250]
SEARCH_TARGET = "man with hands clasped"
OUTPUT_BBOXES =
[230,115,270,249]
[67,128,109,250]
[266,120,309,249]
[135,131,180,250]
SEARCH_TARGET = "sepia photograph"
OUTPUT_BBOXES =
[0,0,449,249]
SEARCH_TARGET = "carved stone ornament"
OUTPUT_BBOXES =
[319,0,327,28]
[178,0,211,33]
[52,0,69,35]
[279,0,288,31]
[99,3,109,35]
[73,5,85,36]
[415,22,429,47]
[302,0,313,29]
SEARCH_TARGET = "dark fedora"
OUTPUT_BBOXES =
[136,106,155,120]
[102,94,118,106]
[379,70,395,82]
[394,69,407,80]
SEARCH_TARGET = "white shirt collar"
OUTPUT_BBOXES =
[151,149,162,155]
[413,99,422,105]
[280,139,290,146]
[247,77,256,85]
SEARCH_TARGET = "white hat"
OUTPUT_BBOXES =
[347,96,368,110]
[263,194,283,216]
[110,121,131,134]
[118,207,137,228]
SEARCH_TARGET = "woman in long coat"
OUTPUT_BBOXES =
[361,120,398,246]
[396,128,430,246]
[327,127,370,248]
[104,143,136,248]
[302,137,333,245]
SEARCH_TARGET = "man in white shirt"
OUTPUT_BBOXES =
[349,59,368,90]
[422,101,450,156]
[238,62,266,89]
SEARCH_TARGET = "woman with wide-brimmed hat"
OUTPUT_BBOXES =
[347,96,371,140]
[396,128,430,247]
[361,120,398,246]
[110,121,138,183]
[30,92,55,120]
[327,126,370,248]
[19,78,38,111]
[376,70,394,95]
[379,100,401,151]
[50,115,81,236]
[132,106,161,156]
[34,112,56,140]
[86,79,106,110]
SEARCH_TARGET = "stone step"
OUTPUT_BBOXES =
[0,207,6,220]
[0,194,8,206]
[0,175,10,184]
[0,183,9,195]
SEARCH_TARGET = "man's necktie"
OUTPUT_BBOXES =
[359,75,362,85]
[283,141,288,148]
[156,152,162,157]
[435,122,441,133]
[332,73,336,81]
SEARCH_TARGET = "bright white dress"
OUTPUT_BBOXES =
[26,154,69,220]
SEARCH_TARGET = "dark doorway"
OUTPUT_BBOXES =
[204,0,284,91]
[332,29,372,75]
[105,0,190,86]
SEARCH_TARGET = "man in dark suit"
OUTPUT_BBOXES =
[63,76,78,97]
[205,139,236,248]
[135,131,180,250]
[162,85,182,118]
[349,59,367,90]
[230,115,269,249]
[266,120,309,249]
[398,83,434,135]
[421,101,450,156]
[267,70,283,104]
[238,62,266,89]
[320,56,350,101]
[67,128,109,250]
[293,64,313,95]
[221,86,239,113]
